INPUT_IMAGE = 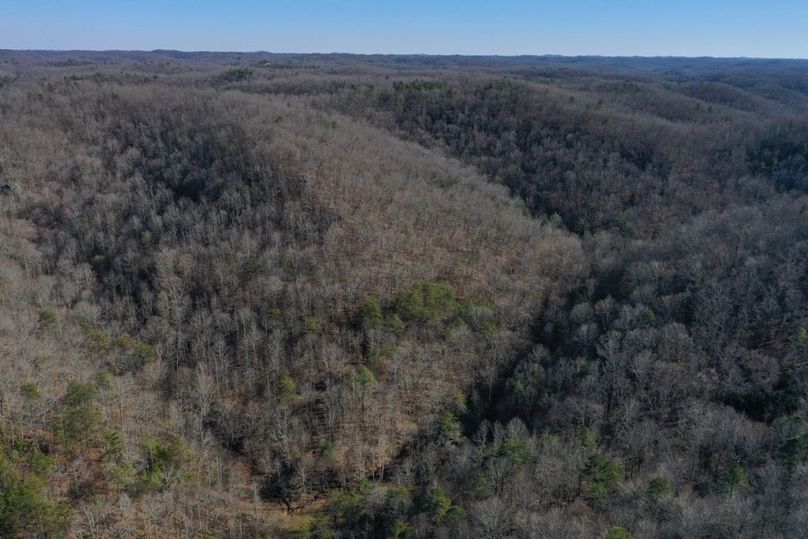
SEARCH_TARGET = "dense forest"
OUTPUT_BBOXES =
[0,51,806,538]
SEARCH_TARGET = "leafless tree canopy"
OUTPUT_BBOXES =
[0,51,806,537]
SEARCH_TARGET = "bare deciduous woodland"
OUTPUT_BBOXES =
[0,51,806,538]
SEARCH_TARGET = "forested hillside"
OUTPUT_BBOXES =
[0,51,806,538]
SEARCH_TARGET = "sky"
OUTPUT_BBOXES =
[2,0,807,58]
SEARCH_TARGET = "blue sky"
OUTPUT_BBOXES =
[2,0,807,58]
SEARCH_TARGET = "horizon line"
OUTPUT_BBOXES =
[3,49,808,62]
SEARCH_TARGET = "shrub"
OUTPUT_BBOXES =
[278,376,298,404]
[367,344,395,370]
[357,297,383,330]
[387,484,414,513]
[438,412,463,444]
[426,487,452,521]
[83,325,111,352]
[303,514,336,539]
[27,451,56,477]
[61,381,101,445]
[0,452,72,537]
[497,438,534,465]
[468,473,493,500]
[304,316,322,334]
[104,430,124,458]
[103,459,136,492]
[65,381,97,405]
[606,527,632,539]
[138,435,193,493]
[95,371,112,390]
[396,281,457,325]
[385,313,406,334]
[443,505,466,529]
[220,68,253,82]
[393,79,446,93]
[580,428,598,451]
[32,356,52,369]
[425,487,464,526]
[583,453,623,507]
[321,442,336,459]
[453,391,468,414]
[646,477,672,502]
[140,230,153,248]
[242,256,265,274]
[718,464,749,495]
[354,366,378,390]
[455,299,497,335]
[20,383,42,401]
[117,334,156,365]
[391,518,414,538]
[37,309,58,330]
[329,479,371,529]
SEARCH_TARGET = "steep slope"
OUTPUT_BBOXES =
[0,73,583,536]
